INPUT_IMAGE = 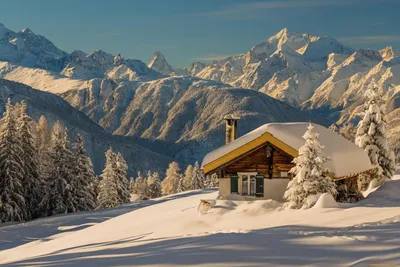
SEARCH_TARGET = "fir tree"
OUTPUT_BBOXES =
[39,122,76,216]
[147,172,162,199]
[36,116,52,181]
[97,149,119,209]
[355,81,396,186]
[72,135,97,211]
[129,177,136,194]
[176,174,184,193]
[329,123,339,133]
[134,172,147,199]
[90,173,100,204]
[115,152,130,204]
[284,124,337,209]
[17,101,43,219]
[161,162,181,195]
[183,164,194,191]
[191,161,205,190]
[0,99,27,222]
[339,123,356,142]
[205,173,219,188]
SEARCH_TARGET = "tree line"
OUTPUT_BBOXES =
[0,99,218,223]
[130,161,218,200]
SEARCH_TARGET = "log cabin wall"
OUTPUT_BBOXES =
[223,142,294,178]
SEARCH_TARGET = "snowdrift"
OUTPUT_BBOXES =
[0,176,399,266]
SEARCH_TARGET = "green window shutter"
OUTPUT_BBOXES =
[255,174,264,197]
[230,175,238,193]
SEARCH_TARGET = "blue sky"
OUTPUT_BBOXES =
[0,0,399,67]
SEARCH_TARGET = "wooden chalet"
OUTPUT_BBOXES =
[201,117,373,201]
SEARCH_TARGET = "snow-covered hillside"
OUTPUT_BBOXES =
[0,78,172,176]
[1,175,399,266]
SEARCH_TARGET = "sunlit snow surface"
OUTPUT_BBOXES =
[0,175,399,267]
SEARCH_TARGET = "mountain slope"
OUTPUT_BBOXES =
[62,50,163,81]
[189,28,354,107]
[0,78,171,176]
[62,76,329,165]
[0,24,67,72]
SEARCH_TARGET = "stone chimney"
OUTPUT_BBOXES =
[224,115,240,144]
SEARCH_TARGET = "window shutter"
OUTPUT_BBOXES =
[230,175,238,193]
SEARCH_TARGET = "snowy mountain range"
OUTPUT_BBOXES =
[61,76,327,165]
[0,22,398,168]
[0,78,171,176]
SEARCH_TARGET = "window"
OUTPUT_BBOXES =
[240,173,257,196]
[242,176,248,195]
[250,176,256,195]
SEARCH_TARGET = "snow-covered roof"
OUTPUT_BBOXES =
[202,122,373,178]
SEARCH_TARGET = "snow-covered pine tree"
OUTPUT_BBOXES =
[339,123,356,142]
[161,162,181,195]
[39,122,76,216]
[355,81,396,186]
[36,116,52,181]
[134,172,147,200]
[176,174,184,193]
[329,123,339,133]
[90,173,100,204]
[183,164,193,191]
[191,161,205,190]
[283,124,337,209]
[205,173,219,188]
[115,152,130,204]
[97,149,119,209]
[72,135,97,211]
[129,177,136,194]
[0,99,27,222]
[147,172,162,199]
[17,101,43,219]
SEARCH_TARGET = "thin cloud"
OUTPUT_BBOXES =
[93,32,125,37]
[338,35,400,45]
[194,54,232,62]
[203,0,393,20]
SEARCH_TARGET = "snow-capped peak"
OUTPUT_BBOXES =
[114,53,125,65]
[148,51,174,75]
[379,46,395,61]
[20,28,34,34]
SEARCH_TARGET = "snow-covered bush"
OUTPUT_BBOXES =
[283,124,337,209]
